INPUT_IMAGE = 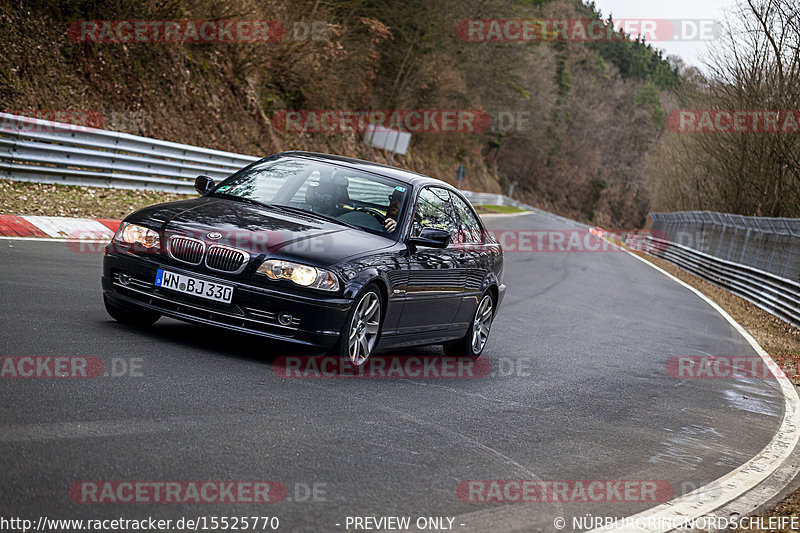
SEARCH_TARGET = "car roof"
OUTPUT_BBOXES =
[273,151,458,191]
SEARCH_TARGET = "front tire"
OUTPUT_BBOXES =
[104,294,161,327]
[333,285,383,366]
[444,290,495,358]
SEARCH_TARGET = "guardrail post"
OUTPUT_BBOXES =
[783,221,800,280]
[0,114,21,169]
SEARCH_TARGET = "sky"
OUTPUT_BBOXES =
[590,0,741,69]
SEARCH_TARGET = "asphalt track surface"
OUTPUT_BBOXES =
[0,211,787,532]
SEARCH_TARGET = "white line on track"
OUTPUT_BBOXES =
[592,250,800,532]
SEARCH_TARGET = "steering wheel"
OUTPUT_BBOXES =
[338,210,385,232]
[351,206,387,226]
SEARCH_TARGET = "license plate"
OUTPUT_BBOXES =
[154,269,234,304]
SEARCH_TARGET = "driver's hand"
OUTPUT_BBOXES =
[384,218,397,232]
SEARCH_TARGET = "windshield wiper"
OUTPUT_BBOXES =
[271,204,359,230]
[209,192,274,209]
[210,193,360,230]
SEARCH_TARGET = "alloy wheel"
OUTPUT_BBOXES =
[348,291,381,366]
[471,294,493,354]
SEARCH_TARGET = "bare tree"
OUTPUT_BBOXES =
[648,0,800,217]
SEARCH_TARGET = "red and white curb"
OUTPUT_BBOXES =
[0,214,120,240]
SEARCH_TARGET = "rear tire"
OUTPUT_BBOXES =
[104,294,161,327]
[331,284,383,366]
[443,290,495,358]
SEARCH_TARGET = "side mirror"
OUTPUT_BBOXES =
[408,227,451,249]
[195,175,216,194]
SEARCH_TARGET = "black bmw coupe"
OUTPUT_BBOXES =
[102,152,505,364]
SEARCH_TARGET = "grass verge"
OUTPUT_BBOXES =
[0,179,186,219]
[474,204,527,214]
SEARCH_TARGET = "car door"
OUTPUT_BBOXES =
[396,186,467,335]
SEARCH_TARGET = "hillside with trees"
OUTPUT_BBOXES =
[1,0,681,227]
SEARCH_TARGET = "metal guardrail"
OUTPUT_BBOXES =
[0,112,259,193]
[1,112,578,224]
[645,211,800,329]
[460,191,517,207]
[651,211,800,282]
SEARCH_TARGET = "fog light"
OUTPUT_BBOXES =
[118,272,131,286]
[278,312,293,326]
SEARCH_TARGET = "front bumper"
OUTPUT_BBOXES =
[102,251,352,350]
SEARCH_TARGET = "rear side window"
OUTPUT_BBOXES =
[451,194,484,244]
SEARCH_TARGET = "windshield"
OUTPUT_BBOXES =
[211,156,409,236]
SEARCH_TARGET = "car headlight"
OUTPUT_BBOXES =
[114,223,160,249]
[257,259,340,291]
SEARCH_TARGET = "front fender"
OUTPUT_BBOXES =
[343,268,384,299]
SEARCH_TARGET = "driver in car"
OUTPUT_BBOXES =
[384,188,404,232]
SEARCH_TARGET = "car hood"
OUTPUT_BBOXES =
[126,196,395,266]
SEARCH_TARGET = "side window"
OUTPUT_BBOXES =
[412,187,459,240]
[345,175,397,206]
[451,194,483,244]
